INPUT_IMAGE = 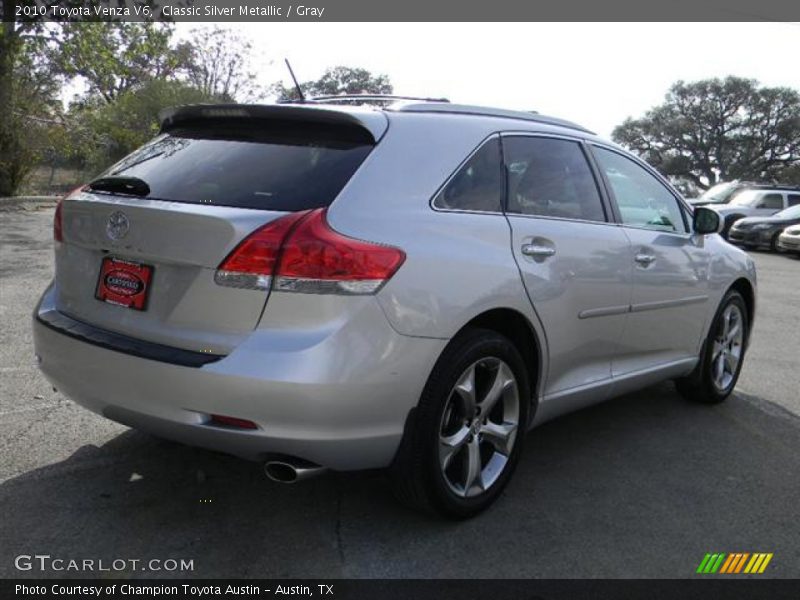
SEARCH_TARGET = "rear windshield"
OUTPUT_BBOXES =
[99,119,374,211]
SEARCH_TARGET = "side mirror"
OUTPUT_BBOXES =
[693,207,723,235]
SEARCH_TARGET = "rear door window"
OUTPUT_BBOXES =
[503,136,606,222]
[99,120,374,211]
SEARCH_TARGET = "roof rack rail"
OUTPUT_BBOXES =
[283,94,451,105]
[389,103,594,134]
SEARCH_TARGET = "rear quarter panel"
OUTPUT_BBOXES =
[325,113,551,395]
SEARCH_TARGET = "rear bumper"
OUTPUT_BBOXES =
[33,286,447,470]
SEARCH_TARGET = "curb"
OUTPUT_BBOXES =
[0,196,61,211]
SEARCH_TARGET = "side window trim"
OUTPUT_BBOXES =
[429,133,505,215]
[499,132,612,225]
[588,143,691,235]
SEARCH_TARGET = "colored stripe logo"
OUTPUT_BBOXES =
[696,552,773,574]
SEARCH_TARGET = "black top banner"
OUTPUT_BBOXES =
[4,0,800,22]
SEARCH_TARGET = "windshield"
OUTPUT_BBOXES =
[775,204,800,219]
[728,190,761,207]
[700,182,736,203]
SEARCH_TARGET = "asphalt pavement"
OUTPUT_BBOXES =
[1,205,798,579]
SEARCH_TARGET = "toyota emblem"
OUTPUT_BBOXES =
[106,211,130,240]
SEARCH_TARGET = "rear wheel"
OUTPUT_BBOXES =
[390,328,530,518]
[675,290,749,404]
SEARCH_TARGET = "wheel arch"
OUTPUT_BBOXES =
[729,277,756,337]
[458,307,543,424]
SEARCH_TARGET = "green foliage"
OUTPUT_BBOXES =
[613,76,800,190]
[273,66,393,102]
[67,79,219,175]
[53,23,189,104]
[0,22,62,196]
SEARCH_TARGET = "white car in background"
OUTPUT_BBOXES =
[777,224,800,255]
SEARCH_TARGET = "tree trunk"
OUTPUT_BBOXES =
[0,22,19,196]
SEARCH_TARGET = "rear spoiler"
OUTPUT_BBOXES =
[158,104,389,143]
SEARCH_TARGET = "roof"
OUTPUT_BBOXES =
[293,94,594,134]
[386,102,594,134]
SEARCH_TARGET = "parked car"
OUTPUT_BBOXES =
[714,187,800,237]
[687,181,759,206]
[777,224,800,255]
[728,204,800,251]
[33,99,757,518]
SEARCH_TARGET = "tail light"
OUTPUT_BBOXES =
[54,186,87,243]
[53,200,64,242]
[215,208,405,296]
[214,211,309,290]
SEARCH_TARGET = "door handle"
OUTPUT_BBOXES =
[521,244,556,258]
[634,253,656,266]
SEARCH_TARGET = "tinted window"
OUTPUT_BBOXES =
[757,193,784,210]
[789,194,800,207]
[504,137,605,222]
[100,120,374,211]
[593,147,685,233]
[433,138,503,212]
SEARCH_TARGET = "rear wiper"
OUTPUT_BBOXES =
[87,176,150,197]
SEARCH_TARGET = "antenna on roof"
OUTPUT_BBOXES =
[284,59,305,102]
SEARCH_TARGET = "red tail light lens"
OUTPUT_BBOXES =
[215,208,405,295]
[209,414,258,430]
[274,209,405,295]
[54,186,87,243]
[214,211,309,290]
[53,199,64,242]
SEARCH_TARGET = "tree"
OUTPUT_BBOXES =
[273,66,393,102]
[53,23,189,104]
[183,26,265,102]
[613,77,800,190]
[67,79,219,174]
[0,16,61,196]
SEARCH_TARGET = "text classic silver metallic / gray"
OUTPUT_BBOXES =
[33,99,757,517]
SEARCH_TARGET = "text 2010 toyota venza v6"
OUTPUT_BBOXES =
[33,100,756,517]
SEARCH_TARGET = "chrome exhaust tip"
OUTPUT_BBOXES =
[264,458,327,483]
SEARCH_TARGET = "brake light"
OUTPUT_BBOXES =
[215,208,405,295]
[214,211,309,290]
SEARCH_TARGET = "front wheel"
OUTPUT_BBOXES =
[675,290,749,404]
[390,328,530,518]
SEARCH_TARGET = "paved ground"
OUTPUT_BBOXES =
[1,205,798,579]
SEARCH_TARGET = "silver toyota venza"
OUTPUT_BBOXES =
[33,99,756,517]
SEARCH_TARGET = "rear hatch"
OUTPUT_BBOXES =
[54,107,382,354]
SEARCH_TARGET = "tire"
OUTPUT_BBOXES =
[770,233,781,253]
[675,290,749,404]
[390,327,531,519]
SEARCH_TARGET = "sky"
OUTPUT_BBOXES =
[174,22,800,138]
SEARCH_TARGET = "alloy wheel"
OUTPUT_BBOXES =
[711,304,744,392]
[438,357,520,498]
